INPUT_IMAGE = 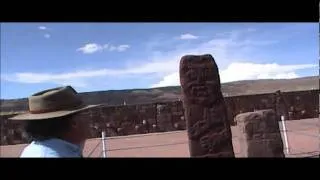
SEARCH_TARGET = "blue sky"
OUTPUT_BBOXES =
[1,23,318,99]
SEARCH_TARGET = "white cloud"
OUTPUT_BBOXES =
[179,33,199,40]
[106,44,130,52]
[38,26,47,30]
[44,34,51,39]
[38,26,51,39]
[108,45,117,51]
[149,63,317,88]
[150,72,179,88]
[220,63,316,83]
[107,44,130,52]
[2,29,278,87]
[3,61,315,88]
[2,62,177,86]
[77,43,104,54]
[117,45,130,52]
[77,43,130,54]
[2,70,115,88]
[3,27,316,89]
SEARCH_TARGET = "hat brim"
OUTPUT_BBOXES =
[9,104,101,120]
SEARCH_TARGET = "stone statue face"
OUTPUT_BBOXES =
[179,55,221,106]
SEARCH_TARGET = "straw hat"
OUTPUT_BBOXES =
[9,86,100,120]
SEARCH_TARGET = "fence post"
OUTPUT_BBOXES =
[281,115,290,155]
[101,131,107,158]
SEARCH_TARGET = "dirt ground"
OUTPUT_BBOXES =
[1,118,319,158]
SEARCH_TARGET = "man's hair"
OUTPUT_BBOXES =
[24,114,74,141]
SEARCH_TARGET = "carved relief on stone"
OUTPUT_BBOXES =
[179,54,222,106]
[199,128,229,154]
[179,54,235,157]
[188,107,225,140]
[236,109,284,157]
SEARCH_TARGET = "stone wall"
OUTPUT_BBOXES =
[226,90,319,122]
[0,89,318,145]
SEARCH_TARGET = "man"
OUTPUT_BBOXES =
[9,86,100,158]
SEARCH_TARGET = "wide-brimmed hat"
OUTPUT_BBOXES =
[9,86,100,120]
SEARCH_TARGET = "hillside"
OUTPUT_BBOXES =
[1,76,319,113]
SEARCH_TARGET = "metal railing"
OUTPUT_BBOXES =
[86,116,319,158]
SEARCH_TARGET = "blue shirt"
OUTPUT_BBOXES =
[20,138,83,158]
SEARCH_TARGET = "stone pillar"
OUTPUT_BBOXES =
[179,54,235,157]
[236,109,285,157]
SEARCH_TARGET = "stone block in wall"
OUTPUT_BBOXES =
[236,109,285,157]
[172,111,183,116]
[171,113,186,131]
[157,113,174,132]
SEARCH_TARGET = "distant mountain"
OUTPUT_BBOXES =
[1,76,318,113]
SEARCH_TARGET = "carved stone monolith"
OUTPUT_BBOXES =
[179,54,235,157]
[236,109,285,157]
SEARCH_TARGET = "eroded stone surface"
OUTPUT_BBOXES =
[236,109,285,157]
[179,54,235,157]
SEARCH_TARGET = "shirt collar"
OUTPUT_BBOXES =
[53,138,81,153]
[34,138,82,155]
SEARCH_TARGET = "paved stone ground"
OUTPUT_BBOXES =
[0,118,319,158]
